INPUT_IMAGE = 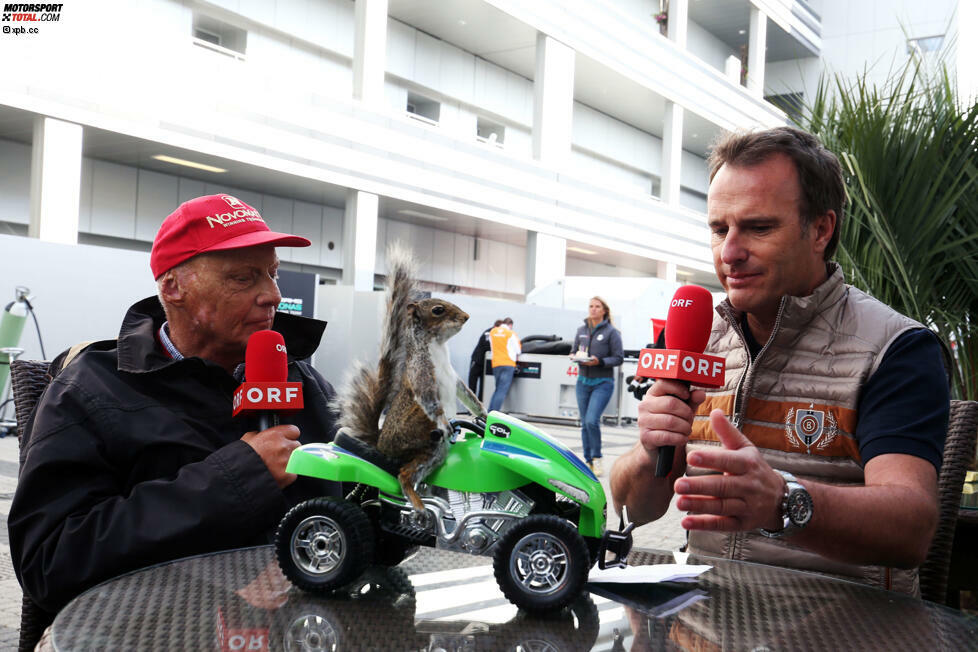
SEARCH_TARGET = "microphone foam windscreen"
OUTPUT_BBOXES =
[665,285,714,354]
[245,330,288,382]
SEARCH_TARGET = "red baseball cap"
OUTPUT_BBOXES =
[150,194,311,278]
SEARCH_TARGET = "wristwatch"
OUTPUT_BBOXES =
[759,470,813,538]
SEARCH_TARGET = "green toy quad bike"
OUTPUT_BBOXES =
[274,411,634,612]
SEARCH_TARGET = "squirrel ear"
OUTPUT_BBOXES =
[407,302,418,318]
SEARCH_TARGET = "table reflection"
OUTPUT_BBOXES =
[47,546,978,651]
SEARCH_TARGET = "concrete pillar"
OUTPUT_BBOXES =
[667,0,688,48]
[525,231,566,295]
[353,0,388,108]
[341,190,378,291]
[747,6,767,97]
[532,33,575,166]
[29,116,82,244]
[656,260,677,282]
[661,101,684,205]
[958,1,978,105]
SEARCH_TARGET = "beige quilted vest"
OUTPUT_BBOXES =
[687,263,926,595]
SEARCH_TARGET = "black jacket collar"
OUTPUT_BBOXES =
[117,296,327,374]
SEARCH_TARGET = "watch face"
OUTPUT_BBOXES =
[787,489,813,527]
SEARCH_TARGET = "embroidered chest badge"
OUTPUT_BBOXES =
[784,404,838,453]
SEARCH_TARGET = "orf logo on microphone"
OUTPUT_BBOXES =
[232,382,304,416]
[794,409,825,446]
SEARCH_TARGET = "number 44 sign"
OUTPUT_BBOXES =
[566,364,578,377]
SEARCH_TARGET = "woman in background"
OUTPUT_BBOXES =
[572,297,623,476]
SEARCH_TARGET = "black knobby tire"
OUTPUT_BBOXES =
[492,514,590,612]
[275,497,375,593]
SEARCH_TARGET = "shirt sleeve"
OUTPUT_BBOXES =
[856,329,949,472]
[602,328,624,368]
[507,333,521,361]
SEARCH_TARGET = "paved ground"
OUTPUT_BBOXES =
[0,418,682,650]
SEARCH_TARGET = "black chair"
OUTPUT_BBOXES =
[9,359,56,652]
[919,399,978,604]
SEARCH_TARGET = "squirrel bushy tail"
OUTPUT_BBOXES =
[335,243,417,446]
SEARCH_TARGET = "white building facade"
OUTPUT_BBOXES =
[0,0,965,299]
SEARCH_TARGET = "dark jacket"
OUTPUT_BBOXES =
[7,296,341,612]
[574,319,624,380]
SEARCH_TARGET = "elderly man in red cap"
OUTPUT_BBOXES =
[9,195,342,613]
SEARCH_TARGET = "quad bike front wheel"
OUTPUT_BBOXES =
[492,515,590,612]
[275,497,375,593]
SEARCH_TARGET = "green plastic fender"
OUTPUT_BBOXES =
[285,442,401,495]
[428,413,607,538]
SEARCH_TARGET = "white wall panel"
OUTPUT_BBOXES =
[323,0,355,58]
[681,149,710,194]
[238,0,276,26]
[475,59,509,119]
[262,195,295,262]
[432,229,455,284]
[0,140,30,225]
[385,220,412,262]
[273,0,306,39]
[453,233,474,288]
[135,169,179,242]
[292,200,324,265]
[505,125,533,157]
[485,239,507,292]
[386,19,416,80]
[91,160,137,239]
[473,237,490,289]
[78,158,93,232]
[505,242,525,295]
[440,43,475,101]
[375,217,389,274]
[410,222,434,281]
[321,206,344,268]
[687,19,736,72]
[414,31,442,90]
[177,178,206,205]
[297,0,331,50]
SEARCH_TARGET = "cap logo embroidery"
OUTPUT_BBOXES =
[221,195,245,208]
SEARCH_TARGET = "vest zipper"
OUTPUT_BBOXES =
[730,297,788,429]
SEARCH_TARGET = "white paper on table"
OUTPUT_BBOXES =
[588,563,712,584]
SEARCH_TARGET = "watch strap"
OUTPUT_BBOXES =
[759,470,801,539]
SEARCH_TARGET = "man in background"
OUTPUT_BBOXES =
[468,320,499,402]
[487,317,521,413]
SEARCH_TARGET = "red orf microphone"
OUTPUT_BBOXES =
[636,285,725,477]
[232,330,304,430]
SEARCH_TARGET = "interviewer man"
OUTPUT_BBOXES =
[611,127,948,594]
[9,194,341,612]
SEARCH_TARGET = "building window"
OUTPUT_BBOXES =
[476,117,505,147]
[192,14,247,60]
[765,92,804,126]
[406,92,441,125]
[907,35,944,55]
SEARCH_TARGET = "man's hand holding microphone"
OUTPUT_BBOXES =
[234,330,305,488]
[614,285,787,532]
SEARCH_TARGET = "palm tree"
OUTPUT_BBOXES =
[803,56,978,400]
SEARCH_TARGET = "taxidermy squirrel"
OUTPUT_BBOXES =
[337,244,486,511]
